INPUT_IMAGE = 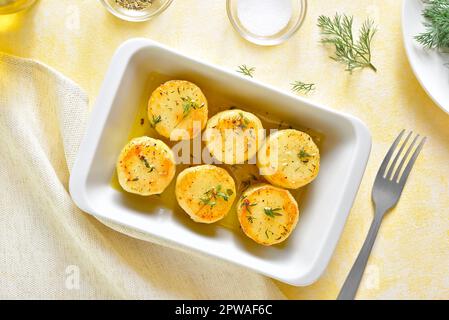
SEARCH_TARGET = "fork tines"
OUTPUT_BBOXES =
[377,129,426,185]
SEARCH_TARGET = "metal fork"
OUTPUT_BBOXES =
[337,130,426,300]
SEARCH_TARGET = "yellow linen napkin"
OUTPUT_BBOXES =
[0,52,285,299]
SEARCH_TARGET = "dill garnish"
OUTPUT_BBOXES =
[263,207,282,218]
[291,81,316,94]
[415,0,449,49]
[200,185,232,207]
[240,197,257,214]
[298,148,311,163]
[247,216,255,223]
[200,197,216,207]
[238,112,250,129]
[181,97,204,117]
[139,156,154,171]
[237,65,255,77]
[317,13,377,72]
[150,115,161,128]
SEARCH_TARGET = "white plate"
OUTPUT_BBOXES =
[402,0,449,115]
[69,38,371,286]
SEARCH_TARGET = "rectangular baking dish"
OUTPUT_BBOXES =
[69,38,371,286]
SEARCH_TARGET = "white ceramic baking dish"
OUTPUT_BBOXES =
[69,38,371,286]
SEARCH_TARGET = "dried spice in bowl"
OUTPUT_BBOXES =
[115,0,153,10]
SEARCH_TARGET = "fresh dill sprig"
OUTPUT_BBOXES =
[317,13,377,72]
[240,195,257,214]
[237,65,255,77]
[200,185,233,207]
[263,207,282,218]
[415,0,449,49]
[181,97,204,117]
[150,115,161,128]
[139,156,155,172]
[298,148,312,163]
[291,81,315,94]
[238,112,250,129]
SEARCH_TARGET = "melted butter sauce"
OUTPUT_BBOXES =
[110,72,324,233]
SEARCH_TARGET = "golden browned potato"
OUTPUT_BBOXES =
[148,80,208,141]
[204,109,264,164]
[257,129,320,189]
[116,136,176,195]
[175,165,236,223]
[236,184,299,246]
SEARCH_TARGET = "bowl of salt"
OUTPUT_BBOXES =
[227,0,307,46]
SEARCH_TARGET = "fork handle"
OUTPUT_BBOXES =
[337,212,384,300]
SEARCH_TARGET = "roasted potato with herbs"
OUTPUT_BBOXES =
[175,165,236,223]
[257,129,320,189]
[237,184,299,246]
[204,109,264,164]
[116,136,176,196]
[148,80,208,141]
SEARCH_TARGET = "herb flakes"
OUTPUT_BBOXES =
[263,207,282,218]
[236,65,255,77]
[115,0,153,11]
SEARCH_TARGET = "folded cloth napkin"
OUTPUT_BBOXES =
[0,52,285,299]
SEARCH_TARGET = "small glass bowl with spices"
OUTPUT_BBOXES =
[100,0,174,22]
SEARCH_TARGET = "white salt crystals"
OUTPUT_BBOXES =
[237,0,293,37]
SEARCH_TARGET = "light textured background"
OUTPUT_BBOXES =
[0,0,448,299]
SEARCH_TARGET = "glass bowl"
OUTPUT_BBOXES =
[0,0,36,15]
[100,0,174,22]
[226,0,307,46]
